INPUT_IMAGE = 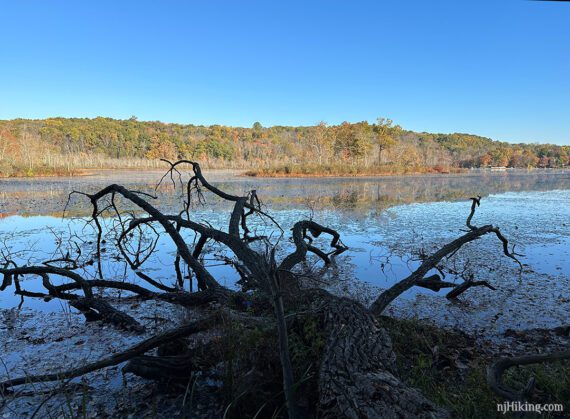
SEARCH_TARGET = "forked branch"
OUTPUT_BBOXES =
[371,197,522,315]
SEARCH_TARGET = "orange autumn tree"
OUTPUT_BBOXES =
[145,135,178,160]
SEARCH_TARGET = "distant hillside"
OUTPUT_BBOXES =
[0,117,568,177]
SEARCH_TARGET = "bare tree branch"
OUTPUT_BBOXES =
[487,349,570,402]
[370,197,522,315]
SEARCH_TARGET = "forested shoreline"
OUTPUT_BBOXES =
[0,117,568,177]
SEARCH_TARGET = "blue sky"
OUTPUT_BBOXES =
[0,0,569,144]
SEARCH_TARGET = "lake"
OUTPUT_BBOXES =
[1,169,569,336]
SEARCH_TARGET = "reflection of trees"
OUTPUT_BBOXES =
[1,171,569,217]
[331,190,360,209]
[257,172,570,213]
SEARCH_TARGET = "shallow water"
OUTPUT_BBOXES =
[0,169,569,333]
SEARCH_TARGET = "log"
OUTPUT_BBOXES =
[123,339,226,381]
[445,280,496,300]
[487,349,570,402]
[314,291,451,418]
[0,316,218,393]
[414,275,456,292]
[122,354,197,381]
[70,297,146,333]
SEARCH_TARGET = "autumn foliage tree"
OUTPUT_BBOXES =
[374,117,400,164]
[0,117,568,176]
[145,135,178,160]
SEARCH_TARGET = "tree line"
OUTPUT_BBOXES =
[0,117,568,176]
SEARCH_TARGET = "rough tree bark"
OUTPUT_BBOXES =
[313,291,450,418]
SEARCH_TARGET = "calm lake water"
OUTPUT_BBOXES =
[1,169,569,334]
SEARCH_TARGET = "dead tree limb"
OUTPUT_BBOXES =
[267,250,300,419]
[83,184,222,290]
[414,275,456,292]
[445,280,496,300]
[487,349,570,402]
[0,316,218,394]
[122,341,225,381]
[69,297,145,333]
[159,159,283,235]
[370,198,522,315]
[279,220,348,274]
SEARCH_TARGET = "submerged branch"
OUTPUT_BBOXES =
[371,197,522,315]
[0,316,218,394]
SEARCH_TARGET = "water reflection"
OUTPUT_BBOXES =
[1,169,569,217]
[1,171,569,332]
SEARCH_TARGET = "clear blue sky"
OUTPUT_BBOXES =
[0,0,569,144]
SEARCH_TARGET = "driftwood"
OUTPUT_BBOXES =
[0,160,547,418]
[69,297,146,333]
[487,349,570,402]
[0,316,218,395]
[370,196,522,315]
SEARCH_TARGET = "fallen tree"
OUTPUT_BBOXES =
[1,160,553,418]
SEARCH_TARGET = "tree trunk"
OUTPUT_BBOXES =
[313,292,450,418]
